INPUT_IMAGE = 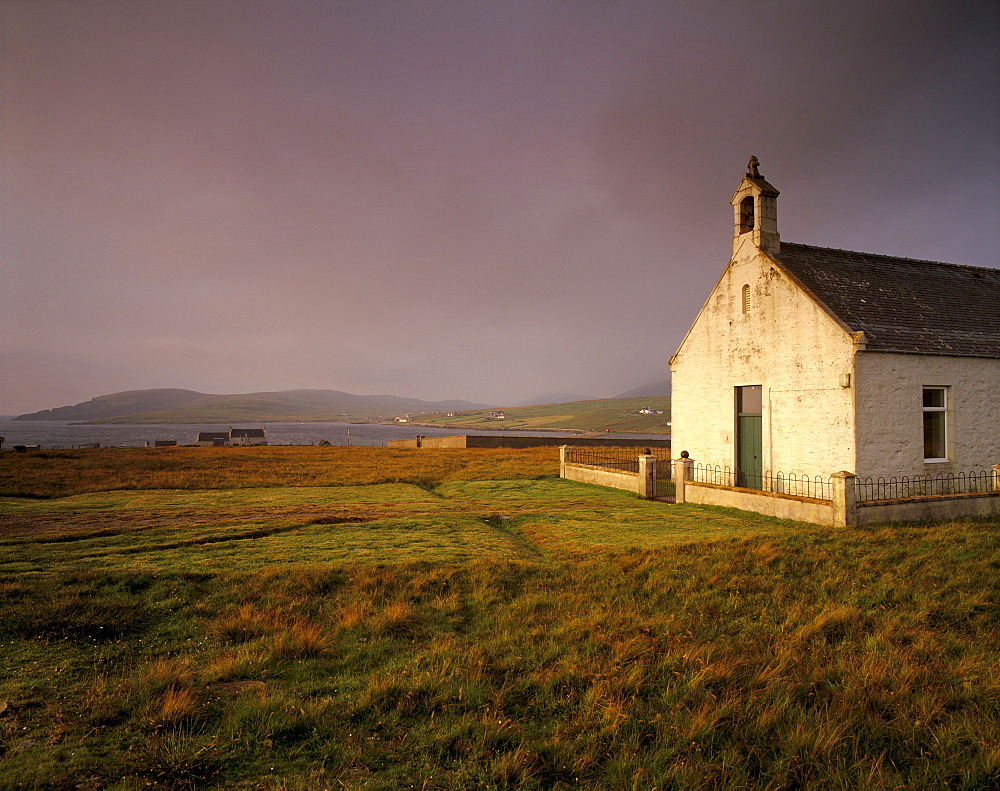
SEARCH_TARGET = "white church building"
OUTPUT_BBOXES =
[669,158,1000,487]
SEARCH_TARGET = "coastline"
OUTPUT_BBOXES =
[398,421,669,436]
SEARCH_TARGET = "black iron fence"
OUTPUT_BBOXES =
[567,447,640,473]
[856,470,997,502]
[692,464,834,501]
[567,447,671,479]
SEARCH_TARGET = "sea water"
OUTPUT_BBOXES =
[0,419,666,449]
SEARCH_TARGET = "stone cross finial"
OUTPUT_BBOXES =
[747,155,761,178]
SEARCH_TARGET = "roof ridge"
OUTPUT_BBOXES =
[781,241,997,273]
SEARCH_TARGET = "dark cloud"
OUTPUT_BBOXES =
[1,0,996,413]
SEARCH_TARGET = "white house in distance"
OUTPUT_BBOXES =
[669,158,1000,486]
[230,428,267,446]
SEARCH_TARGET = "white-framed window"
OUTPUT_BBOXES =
[922,387,948,462]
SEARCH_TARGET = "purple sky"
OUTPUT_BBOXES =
[2,0,997,414]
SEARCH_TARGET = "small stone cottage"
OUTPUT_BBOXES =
[196,428,267,447]
[669,158,1000,485]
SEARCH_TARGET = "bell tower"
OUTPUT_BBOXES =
[731,156,780,257]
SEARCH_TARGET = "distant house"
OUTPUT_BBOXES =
[669,157,1000,485]
[230,428,267,446]
[195,428,267,447]
[490,410,507,420]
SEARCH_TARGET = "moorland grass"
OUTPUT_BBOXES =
[0,445,560,499]
[0,479,806,574]
[0,448,998,790]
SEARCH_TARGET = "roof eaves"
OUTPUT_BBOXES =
[860,347,1000,360]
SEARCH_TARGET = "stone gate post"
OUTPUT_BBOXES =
[638,454,656,499]
[831,471,858,528]
[672,456,694,503]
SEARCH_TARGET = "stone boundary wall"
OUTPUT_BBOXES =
[561,463,642,495]
[855,492,1000,525]
[680,481,838,526]
[559,447,659,499]
[673,460,1000,527]
[388,435,670,450]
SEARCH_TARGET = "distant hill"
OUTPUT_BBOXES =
[14,388,492,424]
[14,389,209,422]
[613,380,671,398]
[413,396,671,434]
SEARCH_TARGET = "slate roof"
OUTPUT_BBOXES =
[231,428,266,438]
[775,243,1000,358]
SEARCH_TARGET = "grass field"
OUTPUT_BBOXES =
[413,397,672,434]
[0,447,998,790]
[0,446,560,499]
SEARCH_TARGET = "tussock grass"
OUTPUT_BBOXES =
[2,520,997,789]
[154,685,199,726]
[141,657,197,694]
[268,619,331,660]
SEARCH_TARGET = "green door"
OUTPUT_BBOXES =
[736,386,763,490]
[737,414,763,489]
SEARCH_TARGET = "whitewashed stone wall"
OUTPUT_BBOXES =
[854,353,1000,479]
[670,243,857,477]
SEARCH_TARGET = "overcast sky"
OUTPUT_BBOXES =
[2,0,997,415]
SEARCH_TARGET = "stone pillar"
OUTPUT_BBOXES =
[673,457,694,503]
[638,455,656,499]
[993,464,1000,492]
[560,446,571,478]
[831,471,858,528]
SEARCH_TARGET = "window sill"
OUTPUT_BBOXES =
[924,458,950,464]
